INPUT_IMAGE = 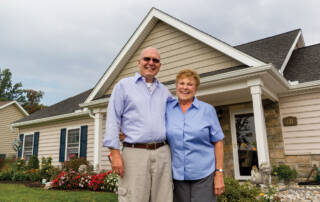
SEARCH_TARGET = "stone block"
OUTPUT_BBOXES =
[285,156,311,164]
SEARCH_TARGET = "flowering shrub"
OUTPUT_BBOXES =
[52,170,118,192]
[62,156,90,172]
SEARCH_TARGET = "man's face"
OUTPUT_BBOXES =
[138,48,161,82]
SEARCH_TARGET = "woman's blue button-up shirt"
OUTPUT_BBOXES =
[166,97,224,180]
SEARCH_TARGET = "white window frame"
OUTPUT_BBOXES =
[65,127,81,161]
[230,108,258,180]
[22,134,34,160]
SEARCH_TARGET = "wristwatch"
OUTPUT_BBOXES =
[215,169,224,173]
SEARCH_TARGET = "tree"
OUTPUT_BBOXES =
[0,68,26,103]
[22,89,46,114]
[0,68,46,114]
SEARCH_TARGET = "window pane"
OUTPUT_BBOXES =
[67,129,80,160]
[24,135,34,160]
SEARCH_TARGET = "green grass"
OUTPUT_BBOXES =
[0,184,118,202]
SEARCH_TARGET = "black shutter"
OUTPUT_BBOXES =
[33,132,39,157]
[80,125,88,158]
[18,134,24,158]
[59,128,66,162]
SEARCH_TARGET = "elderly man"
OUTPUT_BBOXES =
[103,47,173,202]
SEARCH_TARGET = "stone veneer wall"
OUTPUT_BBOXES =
[217,100,318,179]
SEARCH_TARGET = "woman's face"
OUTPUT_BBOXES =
[176,76,197,103]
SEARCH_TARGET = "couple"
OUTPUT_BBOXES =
[103,47,225,202]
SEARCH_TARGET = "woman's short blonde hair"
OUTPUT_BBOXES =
[176,69,200,88]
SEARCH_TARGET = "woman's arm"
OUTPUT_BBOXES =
[213,140,225,196]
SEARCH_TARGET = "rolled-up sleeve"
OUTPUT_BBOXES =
[209,107,224,142]
[103,82,125,149]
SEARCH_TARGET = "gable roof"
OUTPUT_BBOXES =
[85,7,266,103]
[235,29,302,70]
[0,101,29,116]
[15,89,92,124]
[0,101,12,107]
[284,43,320,83]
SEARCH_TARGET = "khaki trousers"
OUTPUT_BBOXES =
[118,144,173,202]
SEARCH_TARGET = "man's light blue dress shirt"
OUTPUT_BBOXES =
[166,97,224,180]
[103,73,172,149]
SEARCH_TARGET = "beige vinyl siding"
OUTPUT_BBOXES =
[0,105,26,157]
[105,21,242,95]
[279,92,320,155]
[19,117,94,167]
[100,114,111,170]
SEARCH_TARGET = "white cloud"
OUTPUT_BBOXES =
[1,0,320,105]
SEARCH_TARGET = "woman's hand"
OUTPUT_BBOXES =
[214,172,225,196]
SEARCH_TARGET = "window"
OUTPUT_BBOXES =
[23,134,34,160]
[66,128,80,160]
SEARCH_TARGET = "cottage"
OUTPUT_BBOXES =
[12,8,320,179]
[0,101,28,159]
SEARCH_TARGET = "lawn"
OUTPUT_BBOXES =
[0,183,118,202]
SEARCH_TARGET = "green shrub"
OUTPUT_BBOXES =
[16,159,26,171]
[272,164,297,184]
[25,169,41,182]
[27,156,39,169]
[0,169,13,181]
[11,171,29,181]
[62,156,89,172]
[218,177,261,202]
[104,172,118,193]
[40,157,54,180]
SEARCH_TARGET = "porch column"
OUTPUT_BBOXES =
[250,85,270,167]
[93,112,103,171]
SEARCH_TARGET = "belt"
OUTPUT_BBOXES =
[123,141,167,150]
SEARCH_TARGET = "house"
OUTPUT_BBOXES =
[12,8,320,179]
[0,101,29,159]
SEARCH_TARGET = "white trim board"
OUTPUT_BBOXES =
[84,7,266,103]
[0,101,29,116]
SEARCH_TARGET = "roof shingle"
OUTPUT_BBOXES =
[284,43,320,83]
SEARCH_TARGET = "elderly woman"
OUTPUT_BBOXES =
[166,69,225,202]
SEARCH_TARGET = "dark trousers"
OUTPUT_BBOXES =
[173,172,216,202]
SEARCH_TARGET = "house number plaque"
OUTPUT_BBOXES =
[282,116,297,126]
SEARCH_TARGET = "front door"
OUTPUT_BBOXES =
[230,110,259,180]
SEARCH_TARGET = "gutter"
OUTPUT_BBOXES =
[11,111,91,128]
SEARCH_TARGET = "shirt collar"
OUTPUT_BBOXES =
[173,97,200,109]
[134,72,159,87]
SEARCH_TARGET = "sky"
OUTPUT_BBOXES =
[1,0,319,106]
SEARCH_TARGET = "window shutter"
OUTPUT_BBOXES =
[33,132,39,157]
[18,134,24,158]
[80,125,88,158]
[59,128,66,162]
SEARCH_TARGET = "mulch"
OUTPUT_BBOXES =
[0,181,44,188]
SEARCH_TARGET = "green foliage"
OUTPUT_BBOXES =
[40,157,55,180]
[16,159,26,171]
[11,171,29,181]
[272,164,297,183]
[62,156,90,172]
[25,169,41,182]
[0,68,25,103]
[27,156,39,169]
[0,68,46,114]
[218,177,261,202]
[0,169,13,181]
[104,172,118,193]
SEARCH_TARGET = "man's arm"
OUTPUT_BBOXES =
[103,82,125,177]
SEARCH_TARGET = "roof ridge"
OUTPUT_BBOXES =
[296,42,320,50]
[48,88,93,107]
[235,29,301,47]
